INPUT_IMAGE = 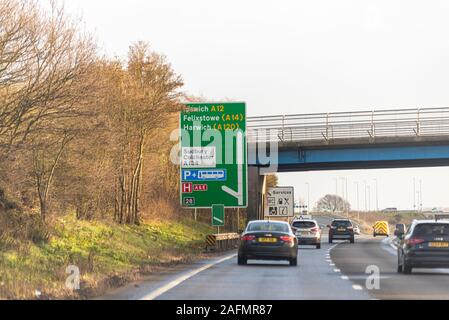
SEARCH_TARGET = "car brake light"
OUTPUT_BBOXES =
[406,238,425,246]
[311,227,319,233]
[241,235,255,241]
[280,236,294,243]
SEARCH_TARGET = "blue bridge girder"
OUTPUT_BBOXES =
[249,140,449,172]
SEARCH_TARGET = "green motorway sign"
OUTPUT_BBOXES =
[212,204,225,227]
[180,102,247,208]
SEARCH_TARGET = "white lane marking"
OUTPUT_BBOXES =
[329,263,335,266]
[347,275,390,280]
[141,253,236,300]
[329,240,370,296]
[380,237,397,256]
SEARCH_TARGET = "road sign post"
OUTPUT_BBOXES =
[180,102,248,210]
[237,208,240,232]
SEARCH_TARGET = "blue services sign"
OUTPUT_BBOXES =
[182,169,227,182]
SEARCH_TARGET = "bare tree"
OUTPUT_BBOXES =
[31,131,72,221]
[98,43,183,224]
[265,175,278,188]
[0,0,96,152]
[316,194,351,213]
[0,1,188,227]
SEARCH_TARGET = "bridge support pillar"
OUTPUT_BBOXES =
[247,167,266,221]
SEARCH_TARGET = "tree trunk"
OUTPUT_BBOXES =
[34,134,72,223]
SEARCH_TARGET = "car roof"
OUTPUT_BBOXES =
[332,219,351,221]
[292,219,316,223]
[248,220,289,225]
[412,219,449,225]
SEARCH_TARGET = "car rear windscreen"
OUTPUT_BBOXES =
[247,222,289,233]
[332,220,352,227]
[413,224,449,236]
[292,221,316,229]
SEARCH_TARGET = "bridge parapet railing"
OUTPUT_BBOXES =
[247,107,449,143]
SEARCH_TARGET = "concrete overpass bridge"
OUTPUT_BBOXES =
[246,107,449,220]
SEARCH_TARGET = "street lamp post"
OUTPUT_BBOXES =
[373,178,379,212]
[345,178,348,217]
[305,182,310,212]
[367,185,371,212]
[334,178,338,196]
[413,177,416,212]
[340,177,348,217]
[419,179,423,212]
[334,178,338,212]
[364,180,367,212]
[354,181,360,220]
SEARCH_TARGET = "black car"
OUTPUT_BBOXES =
[396,220,449,274]
[238,220,298,266]
[328,219,355,244]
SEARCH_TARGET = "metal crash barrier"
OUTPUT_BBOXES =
[206,233,240,251]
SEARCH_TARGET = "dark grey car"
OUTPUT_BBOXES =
[328,219,355,244]
[238,220,298,266]
[396,220,449,274]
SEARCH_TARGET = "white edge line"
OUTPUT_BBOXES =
[141,253,237,300]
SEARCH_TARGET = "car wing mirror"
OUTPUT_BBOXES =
[394,230,404,236]
[394,224,406,238]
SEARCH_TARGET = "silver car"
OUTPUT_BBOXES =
[291,219,322,249]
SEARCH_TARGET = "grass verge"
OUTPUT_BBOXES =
[0,213,215,299]
[315,211,428,235]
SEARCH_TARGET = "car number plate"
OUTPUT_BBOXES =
[258,238,277,243]
[338,228,345,232]
[429,242,449,248]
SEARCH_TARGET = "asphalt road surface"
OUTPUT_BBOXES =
[100,216,449,300]
[332,236,449,299]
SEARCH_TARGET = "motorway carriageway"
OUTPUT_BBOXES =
[100,216,449,300]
